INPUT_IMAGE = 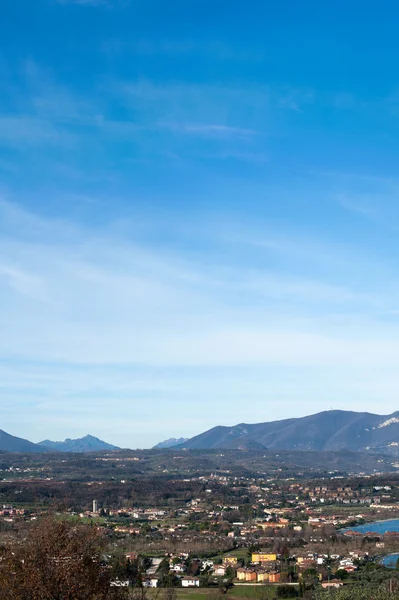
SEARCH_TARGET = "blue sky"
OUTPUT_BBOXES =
[2,0,399,448]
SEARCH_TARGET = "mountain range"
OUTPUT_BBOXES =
[0,431,118,453]
[178,410,399,456]
[2,410,399,457]
[153,437,189,449]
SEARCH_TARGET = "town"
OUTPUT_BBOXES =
[2,450,399,597]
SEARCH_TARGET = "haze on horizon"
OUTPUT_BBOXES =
[2,0,399,448]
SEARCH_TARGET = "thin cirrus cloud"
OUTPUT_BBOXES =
[56,0,121,6]
[160,122,260,139]
[0,67,269,162]
[0,116,75,147]
[2,198,399,445]
[1,198,399,369]
[337,193,379,219]
[101,38,268,62]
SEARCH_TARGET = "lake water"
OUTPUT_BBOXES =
[343,520,399,570]
[381,554,399,569]
[344,519,399,535]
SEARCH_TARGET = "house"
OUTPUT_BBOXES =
[182,577,200,587]
[268,572,281,583]
[213,565,227,576]
[223,556,238,566]
[171,563,186,573]
[343,530,362,538]
[252,553,277,563]
[322,580,344,589]
[298,559,316,570]
[110,580,129,587]
[257,572,269,583]
[237,569,257,581]
[125,552,137,561]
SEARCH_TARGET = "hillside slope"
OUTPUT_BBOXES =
[180,410,399,455]
[0,430,49,453]
[153,437,189,449]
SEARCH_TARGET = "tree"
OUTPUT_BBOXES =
[334,569,349,580]
[312,583,399,599]
[157,558,170,575]
[158,573,179,588]
[218,572,234,595]
[301,568,319,592]
[0,517,122,600]
[163,588,177,600]
[277,585,298,598]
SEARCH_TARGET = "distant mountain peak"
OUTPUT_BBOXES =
[153,437,189,449]
[40,435,119,453]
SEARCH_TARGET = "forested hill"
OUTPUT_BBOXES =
[179,409,399,456]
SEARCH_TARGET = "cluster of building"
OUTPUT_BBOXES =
[288,482,393,506]
[236,553,281,583]
[138,552,283,588]
[125,547,377,588]
[0,505,26,520]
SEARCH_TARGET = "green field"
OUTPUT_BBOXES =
[174,585,299,600]
[212,548,249,561]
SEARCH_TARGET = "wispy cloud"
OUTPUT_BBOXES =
[117,80,269,126]
[278,88,315,112]
[57,0,121,6]
[3,199,399,445]
[337,193,379,218]
[0,62,97,149]
[0,116,75,147]
[161,122,260,139]
[1,198,398,367]
[101,38,267,62]
[0,264,48,302]
[0,66,271,164]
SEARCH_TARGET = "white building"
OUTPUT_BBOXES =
[181,577,200,587]
[110,580,129,588]
[171,563,186,573]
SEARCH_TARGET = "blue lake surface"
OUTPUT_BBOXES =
[343,520,399,570]
[343,519,399,535]
[381,554,399,569]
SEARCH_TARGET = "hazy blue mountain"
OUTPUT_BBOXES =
[0,429,49,453]
[153,437,189,449]
[40,435,119,453]
[179,410,399,456]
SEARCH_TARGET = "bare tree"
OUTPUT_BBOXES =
[0,517,122,600]
[163,587,177,600]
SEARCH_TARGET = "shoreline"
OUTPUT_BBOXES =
[341,517,399,535]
